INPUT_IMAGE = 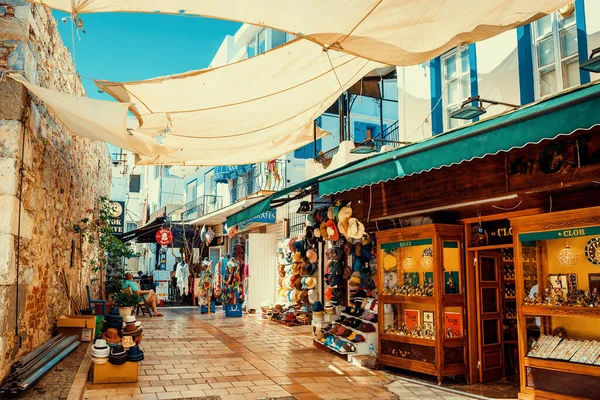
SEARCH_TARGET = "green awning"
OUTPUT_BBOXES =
[319,81,600,196]
[226,198,271,227]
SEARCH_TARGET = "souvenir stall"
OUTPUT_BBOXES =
[198,258,216,313]
[222,255,244,317]
[510,206,600,400]
[376,224,467,384]
[89,308,145,384]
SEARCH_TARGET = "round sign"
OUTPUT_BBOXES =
[155,228,173,246]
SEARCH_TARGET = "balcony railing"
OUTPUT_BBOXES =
[181,195,223,220]
[314,120,408,167]
[230,160,287,203]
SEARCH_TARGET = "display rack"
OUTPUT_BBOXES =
[376,224,467,384]
[511,206,600,400]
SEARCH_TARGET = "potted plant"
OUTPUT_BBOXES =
[113,291,139,318]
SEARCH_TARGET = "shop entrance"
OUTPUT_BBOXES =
[462,210,540,388]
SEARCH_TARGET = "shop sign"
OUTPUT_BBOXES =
[470,219,513,247]
[152,269,170,281]
[381,239,432,250]
[155,281,169,301]
[237,209,276,231]
[158,247,168,270]
[155,228,173,246]
[520,226,600,242]
[108,201,125,235]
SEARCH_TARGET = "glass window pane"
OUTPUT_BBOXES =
[481,256,498,281]
[258,30,267,54]
[448,108,460,129]
[482,288,499,313]
[444,55,457,80]
[558,12,575,29]
[446,80,459,105]
[537,38,555,68]
[539,68,557,96]
[460,74,470,100]
[483,319,499,345]
[562,59,580,89]
[560,26,578,58]
[247,38,256,58]
[460,50,469,75]
[535,15,553,38]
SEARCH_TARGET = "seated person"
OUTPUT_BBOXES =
[123,272,163,317]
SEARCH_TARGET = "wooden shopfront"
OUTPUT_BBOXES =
[331,125,600,398]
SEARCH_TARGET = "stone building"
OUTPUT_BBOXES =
[0,1,111,378]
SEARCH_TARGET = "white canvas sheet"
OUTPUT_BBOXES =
[96,39,380,165]
[8,74,167,156]
[29,0,570,65]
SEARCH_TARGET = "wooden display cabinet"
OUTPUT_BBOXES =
[376,224,467,384]
[511,206,600,400]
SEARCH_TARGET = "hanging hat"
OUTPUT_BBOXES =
[325,287,333,301]
[127,345,145,362]
[320,223,329,240]
[306,249,318,263]
[313,226,321,238]
[200,225,207,242]
[305,262,318,276]
[293,240,306,255]
[337,206,352,222]
[327,206,335,221]
[300,290,309,304]
[349,272,362,287]
[308,289,319,304]
[338,219,349,239]
[305,277,317,289]
[346,218,365,239]
[293,252,303,262]
[325,220,339,241]
[282,238,291,254]
[103,328,121,344]
[288,237,297,253]
[361,233,372,246]
[312,209,323,224]
[205,227,215,244]
[294,277,303,290]
[353,258,363,272]
[293,290,303,303]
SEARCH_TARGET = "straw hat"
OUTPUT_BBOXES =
[337,206,352,222]
[338,220,349,239]
[308,289,318,303]
[320,223,329,240]
[305,277,317,289]
[313,225,321,238]
[346,218,365,239]
[121,336,135,350]
[306,248,318,263]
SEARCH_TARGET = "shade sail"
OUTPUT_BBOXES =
[318,81,600,197]
[97,39,380,165]
[8,74,168,156]
[29,0,569,65]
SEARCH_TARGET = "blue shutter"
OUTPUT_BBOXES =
[575,0,590,84]
[517,25,535,105]
[430,57,443,135]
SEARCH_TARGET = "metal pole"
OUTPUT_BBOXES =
[313,119,317,158]
[338,94,344,142]
[379,79,385,137]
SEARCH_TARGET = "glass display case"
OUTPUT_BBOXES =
[376,224,467,384]
[511,206,600,400]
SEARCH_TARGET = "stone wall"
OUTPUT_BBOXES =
[0,1,111,379]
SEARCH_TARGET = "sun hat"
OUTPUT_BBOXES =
[282,238,291,253]
[346,218,365,239]
[305,277,317,289]
[102,328,121,344]
[124,315,136,324]
[313,226,321,238]
[293,239,306,254]
[320,223,329,240]
[300,290,309,304]
[325,220,339,241]
[293,252,303,262]
[304,262,317,276]
[337,205,352,222]
[308,289,318,303]
[361,233,372,246]
[338,220,349,239]
[121,335,135,349]
[127,345,145,362]
[306,248,318,263]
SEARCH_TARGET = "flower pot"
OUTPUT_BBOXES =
[119,307,134,318]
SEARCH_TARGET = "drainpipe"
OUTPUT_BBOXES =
[15,122,26,348]
[379,79,385,136]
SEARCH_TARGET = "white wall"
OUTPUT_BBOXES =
[397,64,432,143]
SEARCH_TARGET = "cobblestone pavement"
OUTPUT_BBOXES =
[82,308,469,400]
[12,342,88,400]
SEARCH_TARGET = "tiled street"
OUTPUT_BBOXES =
[82,309,469,400]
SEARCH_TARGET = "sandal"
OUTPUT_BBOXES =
[154,313,164,317]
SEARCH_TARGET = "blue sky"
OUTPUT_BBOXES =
[53,11,241,101]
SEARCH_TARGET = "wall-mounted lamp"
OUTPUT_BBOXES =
[450,96,518,120]
[580,47,600,73]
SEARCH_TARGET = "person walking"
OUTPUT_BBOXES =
[123,272,163,317]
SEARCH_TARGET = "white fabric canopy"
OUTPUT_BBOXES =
[96,39,379,165]
[29,0,570,65]
[8,74,168,156]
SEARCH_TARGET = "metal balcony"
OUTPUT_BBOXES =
[181,195,223,221]
[230,160,287,203]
